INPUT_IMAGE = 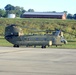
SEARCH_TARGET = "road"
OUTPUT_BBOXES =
[0,47,76,75]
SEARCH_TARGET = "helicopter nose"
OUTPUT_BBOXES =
[61,39,67,44]
[64,40,68,44]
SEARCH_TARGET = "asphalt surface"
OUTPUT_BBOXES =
[0,47,76,75]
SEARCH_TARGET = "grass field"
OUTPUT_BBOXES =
[0,38,76,49]
[0,38,13,47]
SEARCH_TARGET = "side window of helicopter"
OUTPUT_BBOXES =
[59,31,63,37]
[24,38,29,41]
[27,38,29,41]
[36,38,39,41]
[44,38,47,41]
[59,32,61,36]
[24,38,27,40]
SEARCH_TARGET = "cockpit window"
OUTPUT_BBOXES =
[52,30,63,37]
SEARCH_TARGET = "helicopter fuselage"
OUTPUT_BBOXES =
[5,24,67,48]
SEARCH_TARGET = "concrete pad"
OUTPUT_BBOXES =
[0,47,76,75]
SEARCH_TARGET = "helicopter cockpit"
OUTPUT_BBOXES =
[52,30,63,37]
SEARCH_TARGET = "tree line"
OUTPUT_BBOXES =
[0,4,76,19]
[0,4,34,17]
[67,13,76,19]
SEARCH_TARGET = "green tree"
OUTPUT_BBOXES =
[4,4,15,16]
[73,14,76,19]
[67,13,73,19]
[0,9,6,17]
[63,11,67,14]
[5,4,15,11]
[4,4,26,17]
[15,6,26,17]
[28,9,34,12]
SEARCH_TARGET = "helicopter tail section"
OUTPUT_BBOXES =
[5,24,24,37]
[5,24,24,43]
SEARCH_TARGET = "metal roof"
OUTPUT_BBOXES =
[23,12,64,16]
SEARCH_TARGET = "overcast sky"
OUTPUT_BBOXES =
[0,0,75,14]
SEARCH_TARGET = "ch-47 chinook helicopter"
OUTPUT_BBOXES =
[5,24,67,48]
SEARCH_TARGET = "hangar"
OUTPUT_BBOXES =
[21,12,66,20]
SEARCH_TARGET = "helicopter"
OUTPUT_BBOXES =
[4,24,67,48]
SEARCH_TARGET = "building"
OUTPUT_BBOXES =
[21,12,66,20]
[8,14,16,18]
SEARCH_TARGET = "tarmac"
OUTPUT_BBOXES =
[0,47,76,75]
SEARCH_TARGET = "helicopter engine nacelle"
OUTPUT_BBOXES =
[5,24,24,38]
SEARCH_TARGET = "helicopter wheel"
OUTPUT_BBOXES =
[34,45,36,48]
[56,45,57,47]
[41,45,46,48]
[13,44,19,48]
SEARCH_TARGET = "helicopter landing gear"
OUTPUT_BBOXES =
[34,45,36,48]
[41,45,46,48]
[56,45,57,47]
[13,44,19,48]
